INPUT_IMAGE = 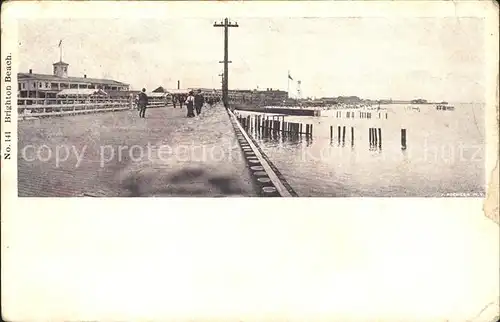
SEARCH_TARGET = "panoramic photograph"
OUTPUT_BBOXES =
[17,17,486,197]
[4,3,498,322]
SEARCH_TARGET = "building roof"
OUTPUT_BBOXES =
[57,89,108,96]
[18,72,129,86]
[53,60,69,66]
[153,86,166,93]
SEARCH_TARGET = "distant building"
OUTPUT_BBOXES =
[18,60,130,101]
[244,88,288,106]
[151,86,288,106]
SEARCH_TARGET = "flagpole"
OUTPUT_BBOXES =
[59,40,63,62]
[287,70,290,99]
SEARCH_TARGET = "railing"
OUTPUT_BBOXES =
[17,96,168,119]
[147,98,168,108]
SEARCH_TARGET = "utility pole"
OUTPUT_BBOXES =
[214,18,238,109]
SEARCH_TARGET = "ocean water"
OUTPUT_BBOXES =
[237,103,486,197]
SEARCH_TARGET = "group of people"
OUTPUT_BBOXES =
[172,90,219,118]
[135,88,220,119]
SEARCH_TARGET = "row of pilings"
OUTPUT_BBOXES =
[334,110,389,119]
[236,114,313,140]
[236,113,408,151]
[329,125,407,150]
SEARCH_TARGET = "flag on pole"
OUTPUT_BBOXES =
[58,40,62,47]
[288,73,293,81]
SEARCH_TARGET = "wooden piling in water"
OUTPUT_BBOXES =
[401,129,407,150]
[342,126,346,143]
[374,127,378,145]
[338,126,341,140]
[351,127,354,145]
[330,126,333,139]
[369,128,373,145]
[378,128,382,149]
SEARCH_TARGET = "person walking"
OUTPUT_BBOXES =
[179,94,184,109]
[194,89,204,116]
[138,88,149,118]
[172,95,177,108]
[185,91,195,118]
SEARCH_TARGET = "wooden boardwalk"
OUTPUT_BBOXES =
[18,105,256,197]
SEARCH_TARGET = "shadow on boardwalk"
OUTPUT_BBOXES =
[18,105,255,197]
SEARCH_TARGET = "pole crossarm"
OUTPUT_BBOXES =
[214,20,239,28]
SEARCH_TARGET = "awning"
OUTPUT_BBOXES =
[57,89,108,96]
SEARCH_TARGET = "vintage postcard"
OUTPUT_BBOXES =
[1,1,499,321]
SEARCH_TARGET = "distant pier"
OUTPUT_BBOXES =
[233,104,319,116]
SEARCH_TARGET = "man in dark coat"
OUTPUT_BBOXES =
[178,94,184,109]
[138,88,149,118]
[194,89,204,116]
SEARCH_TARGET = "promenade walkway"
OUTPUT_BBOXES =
[18,105,256,197]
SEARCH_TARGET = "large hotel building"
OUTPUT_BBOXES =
[18,60,130,101]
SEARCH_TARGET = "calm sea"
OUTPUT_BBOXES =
[237,103,486,197]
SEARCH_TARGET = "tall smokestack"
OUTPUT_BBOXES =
[177,80,180,89]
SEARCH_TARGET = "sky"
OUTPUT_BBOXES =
[18,17,486,102]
